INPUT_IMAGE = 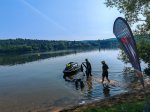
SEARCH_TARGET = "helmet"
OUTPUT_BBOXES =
[101,61,105,64]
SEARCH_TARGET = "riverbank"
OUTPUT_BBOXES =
[60,77,150,112]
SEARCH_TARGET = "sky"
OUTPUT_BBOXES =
[0,0,123,40]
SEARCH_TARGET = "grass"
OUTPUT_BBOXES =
[78,100,150,112]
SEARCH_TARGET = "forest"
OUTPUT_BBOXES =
[0,38,119,54]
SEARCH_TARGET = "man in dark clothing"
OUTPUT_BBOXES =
[101,61,110,83]
[85,59,92,79]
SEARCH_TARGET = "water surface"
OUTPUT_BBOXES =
[0,49,145,112]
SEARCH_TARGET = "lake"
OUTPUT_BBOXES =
[0,49,146,112]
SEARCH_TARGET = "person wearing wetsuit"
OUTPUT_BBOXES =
[85,59,92,79]
[101,61,110,83]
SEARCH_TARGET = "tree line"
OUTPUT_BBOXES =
[0,38,119,54]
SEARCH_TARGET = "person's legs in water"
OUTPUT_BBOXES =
[105,72,110,82]
[89,69,92,76]
[75,80,79,90]
[86,70,87,77]
[86,70,89,80]
[106,77,110,83]
[102,74,105,83]
[80,80,84,89]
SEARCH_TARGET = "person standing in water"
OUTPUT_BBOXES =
[101,61,110,83]
[82,59,92,79]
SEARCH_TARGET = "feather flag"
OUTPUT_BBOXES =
[113,17,144,87]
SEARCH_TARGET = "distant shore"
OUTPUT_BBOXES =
[0,38,118,54]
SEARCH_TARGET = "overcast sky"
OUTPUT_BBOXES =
[0,0,123,40]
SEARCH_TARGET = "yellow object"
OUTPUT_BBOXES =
[66,63,71,67]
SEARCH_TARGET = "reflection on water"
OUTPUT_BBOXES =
[122,67,138,83]
[0,50,79,66]
[63,72,85,91]
[0,49,147,112]
[63,65,142,101]
[103,84,110,97]
[86,77,93,98]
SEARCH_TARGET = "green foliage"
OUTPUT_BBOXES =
[79,100,147,112]
[0,38,118,54]
[118,35,150,63]
[137,38,150,75]
[105,0,150,34]
[99,38,119,48]
[118,50,129,64]
[137,39,150,64]
[137,36,150,59]
[118,35,150,75]
[105,0,150,74]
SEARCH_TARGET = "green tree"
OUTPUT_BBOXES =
[105,0,150,34]
[105,0,150,75]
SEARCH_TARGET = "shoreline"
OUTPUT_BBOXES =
[60,91,146,112]
[60,78,150,112]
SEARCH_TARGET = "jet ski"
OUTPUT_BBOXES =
[63,62,80,75]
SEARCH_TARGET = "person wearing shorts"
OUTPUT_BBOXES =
[101,61,110,83]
